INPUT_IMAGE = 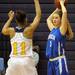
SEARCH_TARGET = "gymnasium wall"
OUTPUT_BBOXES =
[0,0,75,75]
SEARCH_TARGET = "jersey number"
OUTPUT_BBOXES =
[13,42,26,55]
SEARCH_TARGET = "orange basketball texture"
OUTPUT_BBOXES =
[54,0,68,8]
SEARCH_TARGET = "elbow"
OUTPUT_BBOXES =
[47,19,49,24]
[36,13,41,20]
[47,18,51,24]
[46,18,50,23]
[2,29,7,35]
[47,18,49,23]
[38,12,41,18]
[39,13,41,19]
[2,29,5,34]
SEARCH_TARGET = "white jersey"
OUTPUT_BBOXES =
[10,32,33,57]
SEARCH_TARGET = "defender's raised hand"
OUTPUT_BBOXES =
[8,10,14,20]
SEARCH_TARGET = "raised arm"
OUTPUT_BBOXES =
[60,0,68,35]
[30,0,41,29]
[2,10,15,36]
[24,0,41,38]
[47,8,61,31]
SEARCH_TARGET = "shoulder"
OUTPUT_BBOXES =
[8,27,15,38]
[23,25,34,39]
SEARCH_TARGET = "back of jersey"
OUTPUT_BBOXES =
[10,26,33,57]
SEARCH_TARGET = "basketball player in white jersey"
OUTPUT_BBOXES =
[2,0,41,75]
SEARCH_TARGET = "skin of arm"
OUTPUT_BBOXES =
[1,10,15,37]
[24,0,41,38]
[47,8,61,31]
[59,0,68,36]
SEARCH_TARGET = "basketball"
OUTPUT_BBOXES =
[54,0,68,8]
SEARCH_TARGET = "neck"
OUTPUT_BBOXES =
[54,25,59,28]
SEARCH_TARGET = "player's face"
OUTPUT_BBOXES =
[52,13,61,27]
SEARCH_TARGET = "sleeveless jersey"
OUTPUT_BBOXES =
[10,26,33,57]
[46,28,66,58]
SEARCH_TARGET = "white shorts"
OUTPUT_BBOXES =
[5,57,38,75]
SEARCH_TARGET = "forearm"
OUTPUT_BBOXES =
[34,0,41,17]
[2,18,13,33]
[47,8,60,20]
[60,1,67,13]
[26,0,41,33]
[3,18,12,29]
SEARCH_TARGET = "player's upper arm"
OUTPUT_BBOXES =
[2,27,15,36]
[30,14,41,31]
[60,12,67,36]
[47,18,55,31]
[23,15,41,38]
